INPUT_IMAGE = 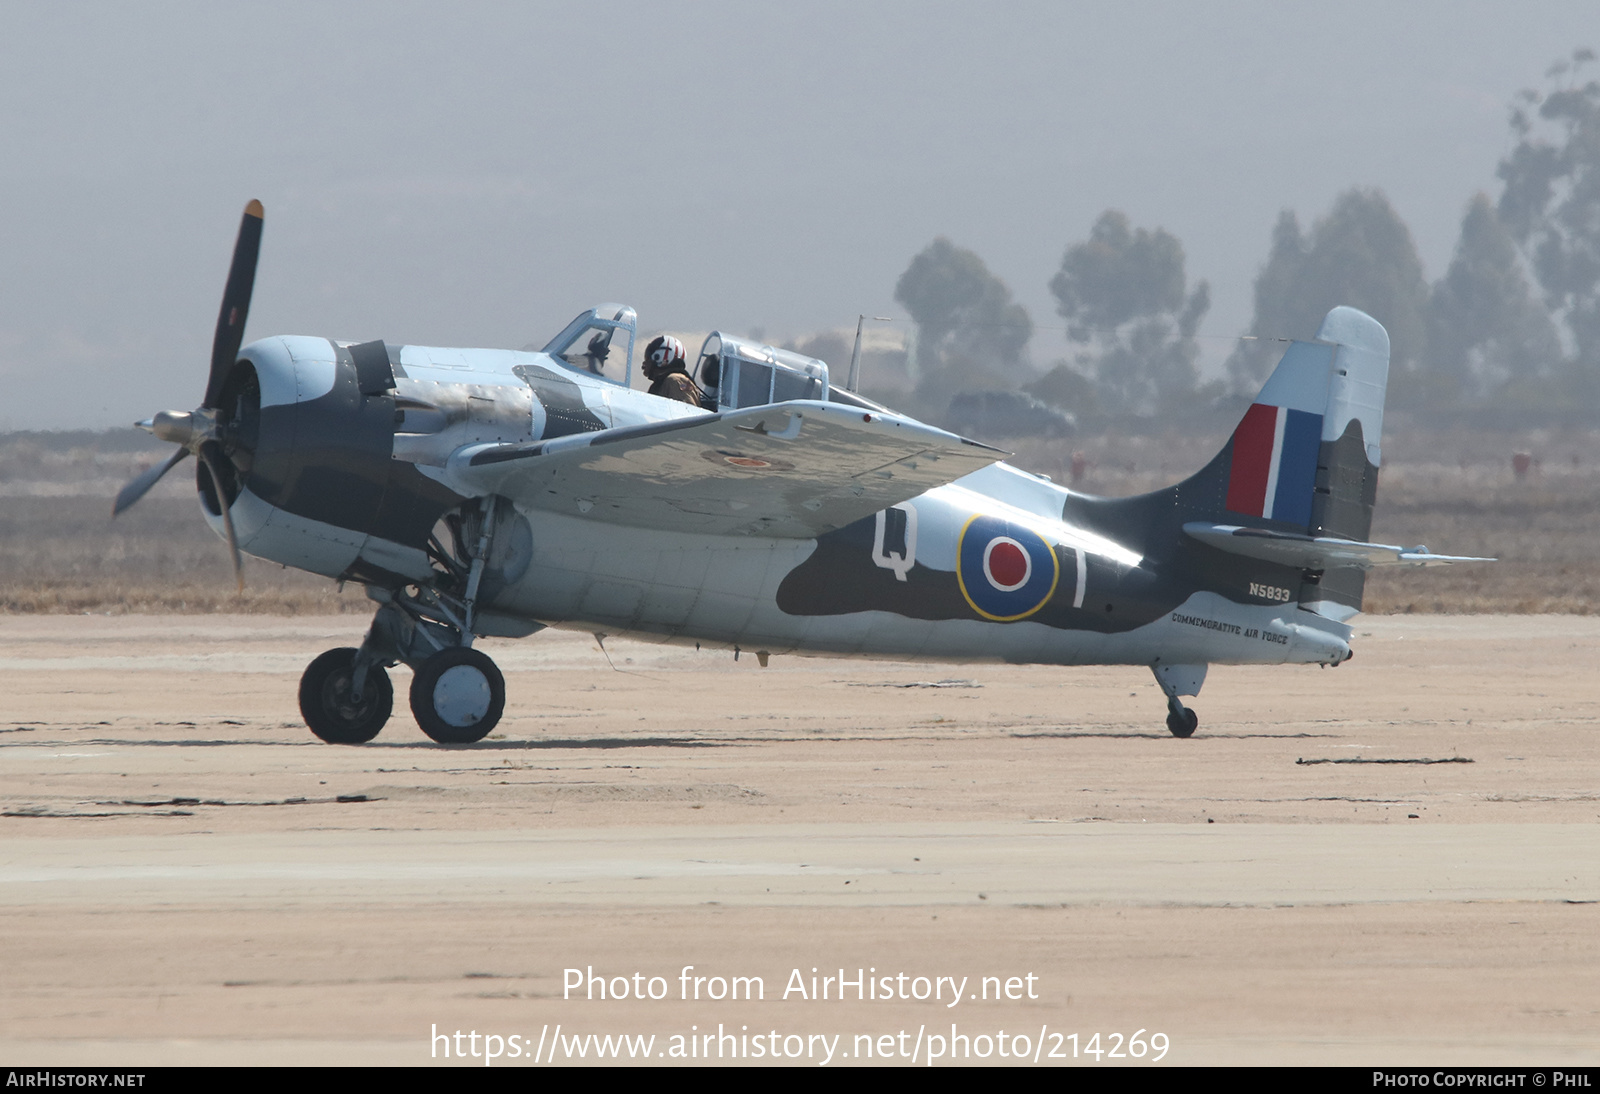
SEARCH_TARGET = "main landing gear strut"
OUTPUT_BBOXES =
[299,497,510,745]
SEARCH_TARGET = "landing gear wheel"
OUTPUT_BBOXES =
[299,647,392,744]
[1166,706,1198,739]
[410,647,505,744]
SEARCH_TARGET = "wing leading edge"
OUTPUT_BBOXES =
[448,401,1007,538]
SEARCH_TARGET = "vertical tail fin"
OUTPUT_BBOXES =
[1220,307,1389,539]
[1179,306,1390,618]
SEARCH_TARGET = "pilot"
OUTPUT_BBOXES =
[641,335,706,406]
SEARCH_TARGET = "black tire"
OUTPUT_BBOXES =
[1166,706,1198,739]
[299,648,392,744]
[409,647,505,744]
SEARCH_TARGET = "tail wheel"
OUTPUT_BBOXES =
[410,647,505,744]
[299,647,392,744]
[1166,706,1198,739]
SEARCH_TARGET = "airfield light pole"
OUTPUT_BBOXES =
[846,315,892,392]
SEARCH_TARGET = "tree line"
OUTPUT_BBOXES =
[890,49,1600,431]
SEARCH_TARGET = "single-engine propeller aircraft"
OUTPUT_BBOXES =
[116,202,1489,743]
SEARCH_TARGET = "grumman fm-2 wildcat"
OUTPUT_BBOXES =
[115,202,1487,744]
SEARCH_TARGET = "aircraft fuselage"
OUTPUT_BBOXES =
[206,334,1351,672]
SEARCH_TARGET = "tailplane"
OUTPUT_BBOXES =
[1066,306,1487,621]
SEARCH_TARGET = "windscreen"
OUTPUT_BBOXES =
[543,305,637,386]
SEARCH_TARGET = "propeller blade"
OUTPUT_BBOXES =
[203,200,264,409]
[199,441,245,594]
[112,447,190,517]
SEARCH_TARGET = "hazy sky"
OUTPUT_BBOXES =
[1,1,1593,428]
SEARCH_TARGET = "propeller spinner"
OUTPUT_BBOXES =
[113,199,265,593]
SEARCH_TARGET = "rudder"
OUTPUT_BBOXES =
[1305,306,1388,544]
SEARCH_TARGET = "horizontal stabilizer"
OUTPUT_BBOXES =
[1183,522,1494,570]
[450,401,1006,538]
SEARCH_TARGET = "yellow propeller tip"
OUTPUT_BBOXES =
[244,199,264,218]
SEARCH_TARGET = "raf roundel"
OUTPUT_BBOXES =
[956,515,1060,621]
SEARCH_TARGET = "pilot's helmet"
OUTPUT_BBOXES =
[642,334,686,380]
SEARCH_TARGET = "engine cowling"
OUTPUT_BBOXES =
[203,336,465,584]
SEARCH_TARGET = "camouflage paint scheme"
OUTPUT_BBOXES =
[191,302,1478,736]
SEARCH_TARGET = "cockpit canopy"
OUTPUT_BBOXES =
[694,332,829,410]
[542,304,638,386]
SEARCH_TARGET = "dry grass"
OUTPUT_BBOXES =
[2,428,1596,616]
[0,493,367,614]
[1362,470,1600,614]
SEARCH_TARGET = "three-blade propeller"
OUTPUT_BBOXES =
[113,200,264,593]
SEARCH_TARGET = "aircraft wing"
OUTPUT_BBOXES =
[1183,522,1495,569]
[449,401,1007,538]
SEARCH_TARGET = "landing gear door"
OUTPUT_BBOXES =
[541,304,638,387]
